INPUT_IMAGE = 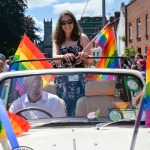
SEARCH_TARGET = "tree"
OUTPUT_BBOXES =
[123,44,138,58]
[0,0,41,57]
[24,16,41,43]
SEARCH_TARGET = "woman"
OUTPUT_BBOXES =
[52,10,93,116]
[135,53,143,63]
[137,59,146,78]
[52,10,93,67]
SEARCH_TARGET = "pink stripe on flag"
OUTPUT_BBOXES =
[146,110,150,127]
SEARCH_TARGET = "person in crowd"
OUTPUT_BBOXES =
[143,54,147,61]
[129,54,137,69]
[120,58,130,69]
[130,53,143,70]
[0,60,5,98]
[9,55,14,64]
[0,60,4,73]
[135,53,143,63]
[52,10,93,116]
[0,53,9,72]
[0,60,5,97]
[0,53,6,63]
[137,59,146,78]
[131,64,138,70]
[9,76,66,119]
[52,10,93,67]
[5,59,10,69]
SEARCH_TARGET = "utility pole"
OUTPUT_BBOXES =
[102,0,106,27]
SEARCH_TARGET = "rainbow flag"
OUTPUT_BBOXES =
[10,34,54,95]
[91,23,120,79]
[144,48,150,127]
[0,99,19,149]
[136,48,150,127]
[11,34,54,71]
[130,47,150,149]
[0,111,30,137]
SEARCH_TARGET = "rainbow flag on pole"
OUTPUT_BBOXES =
[136,47,150,127]
[10,34,54,95]
[130,48,150,149]
[11,34,53,70]
[144,48,150,127]
[90,23,120,79]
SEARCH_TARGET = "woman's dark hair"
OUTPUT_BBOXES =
[135,53,143,59]
[52,10,83,45]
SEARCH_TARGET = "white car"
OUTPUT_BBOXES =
[0,67,149,150]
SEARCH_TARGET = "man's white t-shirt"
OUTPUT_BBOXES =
[9,91,66,119]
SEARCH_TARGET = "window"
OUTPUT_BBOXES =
[145,47,148,54]
[146,14,149,36]
[93,52,95,56]
[137,19,141,38]
[97,51,99,57]
[129,23,132,40]
[138,47,141,54]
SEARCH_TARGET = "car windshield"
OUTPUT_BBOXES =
[0,68,145,121]
[0,68,148,150]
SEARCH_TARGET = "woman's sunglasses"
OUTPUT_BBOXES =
[61,20,73,25]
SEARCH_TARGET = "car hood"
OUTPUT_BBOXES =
[7,125,150,150]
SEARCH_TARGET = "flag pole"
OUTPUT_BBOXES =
[82,21,110,52]
[130,88,146,150]
[82,17,119,53]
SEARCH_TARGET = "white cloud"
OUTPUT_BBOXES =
[27,0,125,39]
[27,0,58,9]
[51,0,108,32]
[32,17,44,40]
[51,0,123,31]
[52,0,104,20]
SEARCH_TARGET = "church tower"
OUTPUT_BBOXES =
[44,19,52,57]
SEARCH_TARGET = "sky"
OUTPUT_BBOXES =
[25,0,130,40]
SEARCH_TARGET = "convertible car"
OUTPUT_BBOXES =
[0,67,149,150]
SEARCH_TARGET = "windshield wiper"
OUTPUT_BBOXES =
[30,118,90,128]
[96,118,135,130]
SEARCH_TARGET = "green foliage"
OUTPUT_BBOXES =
[123,45,138,58]
[95,108,100,118]
[121,35,126,42]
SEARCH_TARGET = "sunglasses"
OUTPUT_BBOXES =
[61,20,73,25]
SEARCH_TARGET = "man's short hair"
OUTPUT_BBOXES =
[24,75,42,86]
[0,53,6,62]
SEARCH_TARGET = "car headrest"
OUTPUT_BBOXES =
[85,80,116,96]
[43,82,56,95]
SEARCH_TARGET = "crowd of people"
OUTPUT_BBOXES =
[0,53,14,72]
[129,53,146,78]
[120,52,147,79]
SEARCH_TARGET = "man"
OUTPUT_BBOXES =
[9,76,66,119]
[0,53,9,71]
[0,53,6,62]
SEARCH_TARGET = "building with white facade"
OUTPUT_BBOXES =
[116,3,126,56]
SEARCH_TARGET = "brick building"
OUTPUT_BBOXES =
[125,0,150,54]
